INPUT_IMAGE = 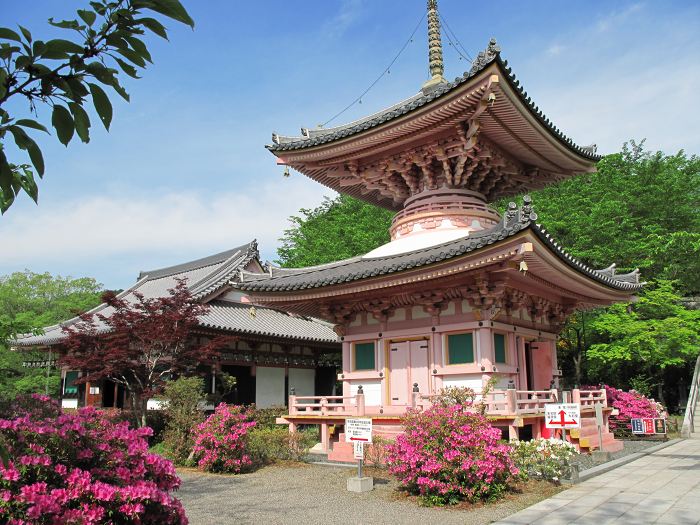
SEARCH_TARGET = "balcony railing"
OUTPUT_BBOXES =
[286,388,607,419]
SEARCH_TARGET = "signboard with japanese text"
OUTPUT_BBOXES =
[345,418,373,443]
[353,441,364,459]
[654,418,667,434]
[643,418,655,434]
[631,418,644,434]
[545,403,581,429]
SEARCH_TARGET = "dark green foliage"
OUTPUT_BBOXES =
[161,376,205,465]
[0,0,194,212]
[246,426,318,464]
[511,141,699,294]
[276,194,393,267]
[0,270,102,400]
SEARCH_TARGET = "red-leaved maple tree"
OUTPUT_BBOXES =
[61,279,228,427]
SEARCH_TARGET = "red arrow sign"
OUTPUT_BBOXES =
[548,409,578,427]
[349,437,369,442]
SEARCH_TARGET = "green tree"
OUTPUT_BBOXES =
[0,0,194,212]
[586,280,700,405]
[0,270,103,399]
[520,141,700,294]
[276,194,393,267]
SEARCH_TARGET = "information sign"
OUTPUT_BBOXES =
[345,418,373,443]
[353,442,364,460]
[654,418,667,434]
[643,418,655,434]
[631,418,644,434]
[544,403,581,429]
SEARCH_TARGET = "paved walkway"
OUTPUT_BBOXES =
[496,439,700,525]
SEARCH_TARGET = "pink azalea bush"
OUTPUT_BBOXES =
[0,394,187,524]
[192,403,256,473]
[603,385,663,433]
[386,404,518,506]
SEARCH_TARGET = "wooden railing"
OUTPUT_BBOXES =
[574,388,607,407]
[286,387,608,419]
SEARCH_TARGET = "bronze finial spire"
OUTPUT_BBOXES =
[422,0,447,92]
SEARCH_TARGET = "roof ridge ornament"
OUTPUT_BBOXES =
[502,194,537,231]
[421,0,447,93]
[469,37,500,76]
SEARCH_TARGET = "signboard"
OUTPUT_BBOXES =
[545,403,581,429]
[353,442,364,460]
[345,418,373,443]
[643,418,655,434]
[654,418,667,434]
[631,418,645,434]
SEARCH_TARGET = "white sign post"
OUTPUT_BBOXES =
[545,403,580,442]
[594,402,604,451]
[346,418,373,493]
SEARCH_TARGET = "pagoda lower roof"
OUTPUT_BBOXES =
[238,201,641,295]
[268,38,599,161]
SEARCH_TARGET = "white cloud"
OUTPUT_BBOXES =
[597,2,643,32]
[321,0,364,39]
[0,178,331,287]
[546,44,564,57]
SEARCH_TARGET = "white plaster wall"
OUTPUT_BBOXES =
[289,368,315,397]
[350,381,381,406]
[442,375,483,391]
[389,308,406,322]
[61,398,78,409]
[255,367,286,408]
[411,306,430,319]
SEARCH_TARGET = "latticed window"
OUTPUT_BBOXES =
[354,342,375,370]
[447,333,474,364]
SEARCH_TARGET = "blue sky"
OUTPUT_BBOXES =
[1,0,699,290]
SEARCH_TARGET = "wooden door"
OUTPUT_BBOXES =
[388,341,409,405]
[409,340,430,396]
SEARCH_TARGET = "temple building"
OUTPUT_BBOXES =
[12,241,340,410]
[236,1,643,459]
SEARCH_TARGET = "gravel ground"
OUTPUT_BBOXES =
[176,465,561,525]
[574,438,662,471]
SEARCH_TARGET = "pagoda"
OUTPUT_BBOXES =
[239,0,642,460]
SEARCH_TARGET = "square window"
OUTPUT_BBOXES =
[354,342,375,370]
[494,333,507,364]
[447,333,474,364]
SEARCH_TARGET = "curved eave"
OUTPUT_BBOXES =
[239,223,641,299]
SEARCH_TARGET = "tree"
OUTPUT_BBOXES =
[61,279,227,427]
[0,0,194,212]
[276,194,393,267]
[0,270,103,399]
[586,280,700,405]
[517,141,700,294]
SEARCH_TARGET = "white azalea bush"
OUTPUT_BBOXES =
[510,438,578,483]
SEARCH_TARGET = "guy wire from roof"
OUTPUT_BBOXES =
[438,12,473,63]
[321,11,426,128]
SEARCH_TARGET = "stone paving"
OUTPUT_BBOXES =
[495,439,700,525]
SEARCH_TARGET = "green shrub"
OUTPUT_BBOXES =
[250,404,288,429]
[247,426,317,464]
[161,377,205,465]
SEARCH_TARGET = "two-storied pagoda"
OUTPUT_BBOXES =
[238,0,642,460]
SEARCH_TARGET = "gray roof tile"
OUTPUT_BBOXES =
[239,199,641,294]
[268,39,600,162]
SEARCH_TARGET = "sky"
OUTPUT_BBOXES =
[1,0,699,290]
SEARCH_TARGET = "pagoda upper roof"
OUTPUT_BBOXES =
[238,200,641,298]
[268,39,599,161]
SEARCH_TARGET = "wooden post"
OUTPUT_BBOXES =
[321,423,330,452]
[289,395,297,415]
[356,386,365,416]
[506,389,517,414]
[320,397,328,416]
[572,388,581,405]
